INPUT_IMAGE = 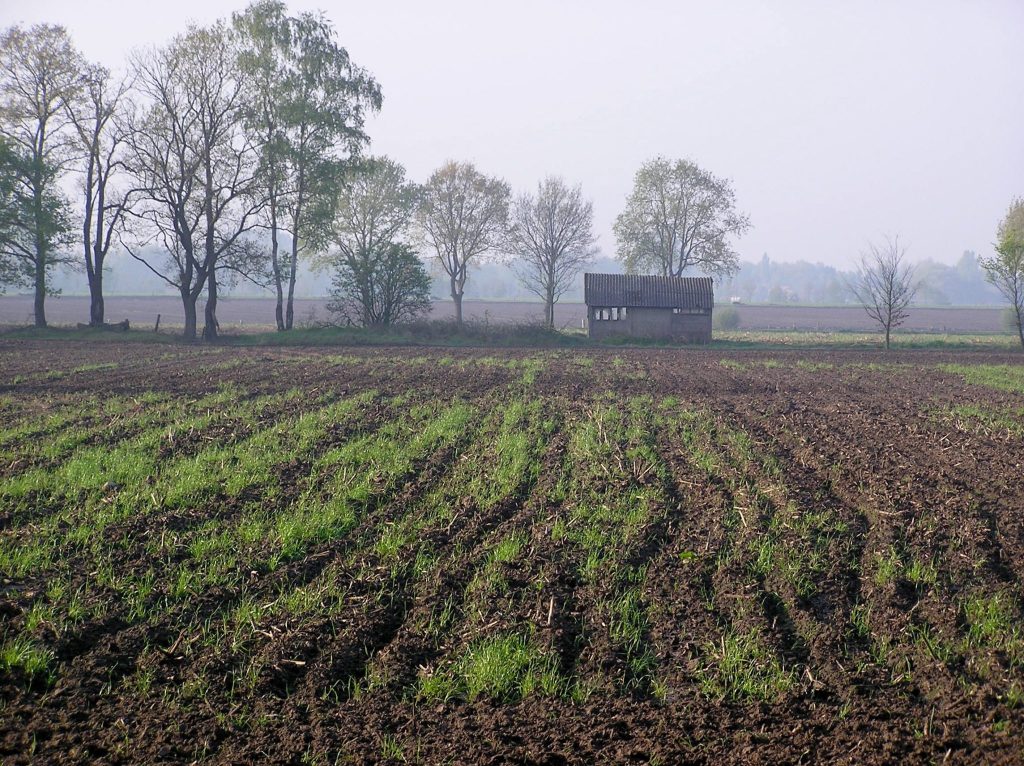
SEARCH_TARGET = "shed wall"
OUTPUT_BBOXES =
[588,307,711,343]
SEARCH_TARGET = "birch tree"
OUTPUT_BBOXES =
[234,0,381,330]
[506,176,597,328]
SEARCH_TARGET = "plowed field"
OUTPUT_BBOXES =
[2,340,1024,765]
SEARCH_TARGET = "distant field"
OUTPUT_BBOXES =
[0,294,1008,333]
[2,341,1024,764]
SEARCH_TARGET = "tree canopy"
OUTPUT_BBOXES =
[506,176,597,328]
[417,160,510,325]
[614,157,749,279]
[849,236,917,350]
[234,0,382,330]
[327,156,422,326]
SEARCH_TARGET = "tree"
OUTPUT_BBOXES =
[67,64,133,326]
[980,198,1024,350]
[123,22,264,340]
[328,156,420,326]
[849,236,917,350]
[234,0,381,331]
[327,242,431,326]
[417,160,510,325]
[506,176,597,328]
[0,24,83,326]
[614,157,749,278]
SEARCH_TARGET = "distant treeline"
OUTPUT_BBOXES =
[721,251,1001,306]
[43,249,1001,308]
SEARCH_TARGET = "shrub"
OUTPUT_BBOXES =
[714,306,741,330]
[326,243,432,327]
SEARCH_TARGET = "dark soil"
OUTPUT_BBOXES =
[2,340,1023,765]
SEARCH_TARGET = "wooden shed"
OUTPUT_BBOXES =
[584,273,714,343]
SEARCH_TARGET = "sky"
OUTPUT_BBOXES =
[4,0,1023,269]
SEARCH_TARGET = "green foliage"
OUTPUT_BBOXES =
[233,0,382,269]
[874,546,902,586]
[464,398,548,508]
[325,157,426,327]
[277,401,475,559]
[489,532,527,565]
[979,197,1024,347]
[0,26,82,308]
[610,586,657,687]
[905,557,938,587]
[849,603,872,641]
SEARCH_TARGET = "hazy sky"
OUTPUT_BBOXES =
[5,0,1023,269]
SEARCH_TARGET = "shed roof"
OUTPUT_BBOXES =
[584,273,714,309]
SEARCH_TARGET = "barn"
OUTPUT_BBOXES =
[584,273,714,343]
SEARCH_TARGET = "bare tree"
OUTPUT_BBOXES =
[67,64,134,326]
[0,24,84,326]
[614,157,749,279]
[417,160,510,325]
[849,236,917,350]
[123,22,264,340]
[506,177,597,328]
[980,198,1024,350]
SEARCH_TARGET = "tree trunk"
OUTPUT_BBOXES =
[285,170,304,332]
[182,289,198,340]
[33,260,47,328]
[361,267,373,327]
[884,324,891,350]
[545,284,555,329]
[285,231,298,330]
[270,205,285,332]
[203,270,219,341]
[89,271,104,326]
[1017,304,1024,350]
[271,235,284,332]
[451,276,463,326]
[286,262,297,330]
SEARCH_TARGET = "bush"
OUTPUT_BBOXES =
[326,243,432,327]
[714,306,741,330]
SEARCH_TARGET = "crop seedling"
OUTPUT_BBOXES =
[698,629,793,702]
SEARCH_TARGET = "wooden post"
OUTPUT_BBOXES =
[154,314,161,333]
